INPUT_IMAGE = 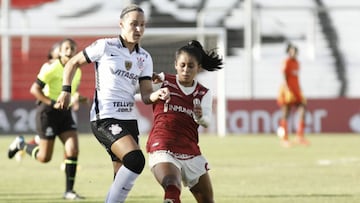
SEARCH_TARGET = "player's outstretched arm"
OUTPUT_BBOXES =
[57,51,87,109]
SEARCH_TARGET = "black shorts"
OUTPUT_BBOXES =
[90,118,139,161]
[36,102,77,140]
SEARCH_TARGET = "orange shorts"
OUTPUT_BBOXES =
[277,84,306,106]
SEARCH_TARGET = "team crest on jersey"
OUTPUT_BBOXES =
[109,124,123,135]
[137,57,145,70]
[125,61,132,70]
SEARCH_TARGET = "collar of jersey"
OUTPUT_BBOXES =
[119,35,139,53]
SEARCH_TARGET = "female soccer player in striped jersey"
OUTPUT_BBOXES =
[147,40,223,203]
[56,4,170,203]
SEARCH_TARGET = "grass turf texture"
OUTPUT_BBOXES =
[1,134,360,203]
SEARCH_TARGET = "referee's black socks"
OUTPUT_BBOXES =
[65,157,78,192]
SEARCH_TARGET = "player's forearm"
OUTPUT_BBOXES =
[194,93,212,128]
[143,88,169,104]
[195,114,211,128]
[63,62,77,86]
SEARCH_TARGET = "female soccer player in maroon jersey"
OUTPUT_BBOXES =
[146,40,223,203]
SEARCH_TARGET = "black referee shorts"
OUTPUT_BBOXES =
[36,102,77,140]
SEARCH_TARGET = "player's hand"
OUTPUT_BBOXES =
[152,72,163,84]
[53,101,61,109]
[158,87,170,102]
[57,91,71,110]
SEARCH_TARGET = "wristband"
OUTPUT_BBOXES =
[62,85,72,93]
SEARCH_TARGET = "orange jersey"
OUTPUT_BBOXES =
[277,57,306,106]
[284,58,300,93]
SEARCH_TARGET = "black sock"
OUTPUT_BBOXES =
[65,157,78,192]
[25,143,39,159]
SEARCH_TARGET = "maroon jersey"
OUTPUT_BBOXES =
[146,74,209,155]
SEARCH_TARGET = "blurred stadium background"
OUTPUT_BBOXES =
[1,0,360,135]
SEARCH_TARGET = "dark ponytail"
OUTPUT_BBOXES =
[176,40,223,72]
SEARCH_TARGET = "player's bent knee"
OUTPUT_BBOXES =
[65,148,79,157]
[162,175,181,189]
[122,150,145,174]
[37,154,52,163]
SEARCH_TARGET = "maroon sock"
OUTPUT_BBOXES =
[164,185,181,203]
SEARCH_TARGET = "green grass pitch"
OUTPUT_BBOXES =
[1,134,360,203]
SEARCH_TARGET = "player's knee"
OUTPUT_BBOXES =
[161,174,181,189]
[64,141,79,157]
[122,150,145,174]
[37,154,52,163]
[65,148,79,157]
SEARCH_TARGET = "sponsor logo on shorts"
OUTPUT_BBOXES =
[109,124,122,135]
[45,127,54,137]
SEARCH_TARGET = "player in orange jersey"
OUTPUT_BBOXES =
[277,43,309,147]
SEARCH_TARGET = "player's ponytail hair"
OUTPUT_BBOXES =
[176,40,223,71]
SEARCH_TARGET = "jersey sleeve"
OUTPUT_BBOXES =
[194,89,212,128]
[37,62,53,84]
[139,51,153,78]
[84,39,106,63]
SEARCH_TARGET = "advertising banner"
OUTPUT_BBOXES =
[1,98,359,135]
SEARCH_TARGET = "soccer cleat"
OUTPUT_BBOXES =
[8,135,25,159]
[163,199,175,203]
[63,191,85,200]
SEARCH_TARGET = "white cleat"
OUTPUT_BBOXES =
[63,191,85,200]
[8,135,25,159]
